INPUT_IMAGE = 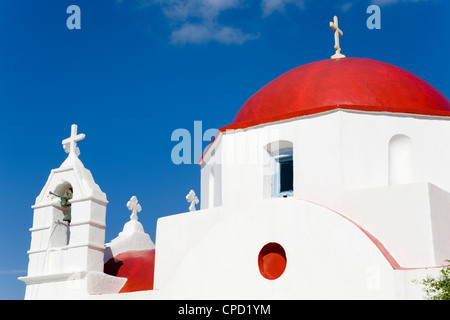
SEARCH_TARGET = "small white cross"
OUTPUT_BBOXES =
[127,196,142,220]
[329,16,345,59]
[62,124,85,157]
[186,190,199,212]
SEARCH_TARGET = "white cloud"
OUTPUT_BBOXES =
[126,0,366,45]
[213,25,257,44]
[170,22,256,45]
[146,0,257,45]
[261,0,305,17]
[170,23,211,44]
[158,0,240,21]
[340,2,353,12]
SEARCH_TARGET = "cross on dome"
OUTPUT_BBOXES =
[127,196,142,220]
[62,124,85,157]
[329,16,345,59]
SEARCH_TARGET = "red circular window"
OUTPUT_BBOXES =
[258,242,287,280]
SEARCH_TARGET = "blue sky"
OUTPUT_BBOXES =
[0,0,448,299]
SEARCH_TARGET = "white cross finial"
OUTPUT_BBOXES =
[62,124,85,157]
[186,190,199,212]
[127,196,142,220]
[329,16,345,59]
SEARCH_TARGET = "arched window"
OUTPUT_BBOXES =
[49,182,73,247]
[264,141,294,198]
[389,134,415,185]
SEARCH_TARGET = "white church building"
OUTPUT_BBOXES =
[19,17,450,299]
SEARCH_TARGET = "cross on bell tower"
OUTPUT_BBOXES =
[62,124,85,157]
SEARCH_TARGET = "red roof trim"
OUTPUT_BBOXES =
[220,104,450,132]
[302,198,447,271]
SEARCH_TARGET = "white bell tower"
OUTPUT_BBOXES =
[19,124,126,299]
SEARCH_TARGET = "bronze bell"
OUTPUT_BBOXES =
[63,188,73,224]
[63,206,72,223]
[62,188,73,224]
[49,188,73,224]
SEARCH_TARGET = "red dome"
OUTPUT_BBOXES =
[222,58,450,131]
[104,249,155,293]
